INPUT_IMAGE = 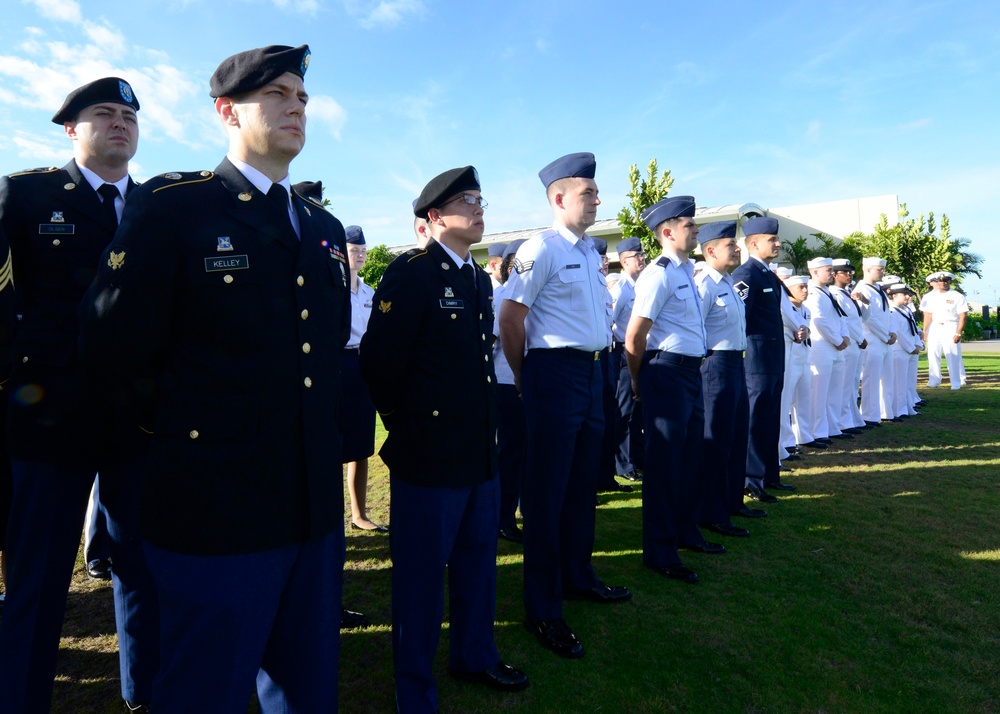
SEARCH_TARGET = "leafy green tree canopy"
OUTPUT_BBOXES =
[780,233,861,274]
[617,159,674,259]
[358,244,397,286]
[842,204,982,297]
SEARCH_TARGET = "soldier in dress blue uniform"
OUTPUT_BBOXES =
[360,166,528,713]
[0,76,160,713]
[609,236,646,482]
[500,152,631,661]
[695,221,753,539]
[731,216,792,504]
[79,45,351,713]
[625,196,715,586]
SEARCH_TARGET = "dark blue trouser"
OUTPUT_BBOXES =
[145,529,343,714]
[520,348,602,621]
[598,349,619,490]
[640,352,705,568]
[496,383,525,531]
[100,451,159,705]
[745,369,784,488]
[700,351,747,524]
[612,346,643,474]
[391,476,500,714]
[0,461,95,713]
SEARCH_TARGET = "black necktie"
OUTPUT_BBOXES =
[460,263,476,292]
[97,183,120,226]
[876,284,888,310]
[824,289,848,317]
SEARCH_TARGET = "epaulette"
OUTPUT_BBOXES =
[405,249,428,262]
[150,170,216,193]
[655,256,671,268]
[6,166,59,178]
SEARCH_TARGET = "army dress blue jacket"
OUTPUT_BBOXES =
[79,159,351,555]
[732,256,785,375]
[0,160,135,463]
[359,239,498,488]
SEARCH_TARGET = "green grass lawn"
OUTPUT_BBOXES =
[56,353,1000,713]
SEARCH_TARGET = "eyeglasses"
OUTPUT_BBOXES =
[621,251,646,260]
[445,194,488,209]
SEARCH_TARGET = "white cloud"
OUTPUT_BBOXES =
[306,95,348,140]
[344,0,426,29]
[11,131,71,165]
[266,0,321,14]
[23,0,82,24]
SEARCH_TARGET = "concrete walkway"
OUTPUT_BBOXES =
[961,339,1000,353]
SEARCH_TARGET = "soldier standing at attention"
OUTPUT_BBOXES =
[694,220,752,540]
[0,77,158,713]
[625,196,715,586]
[609,236,646,482]
[360,166,528,712]
[500,152,631,661]
[79,45,351,712]
[731,217,792,504]
[920,271,968,389]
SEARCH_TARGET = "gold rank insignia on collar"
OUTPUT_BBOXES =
[379,300,392,314]
[108,250,126,270]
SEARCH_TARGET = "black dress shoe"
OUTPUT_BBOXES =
[915,399,927,407]
[702,522,750,537]
[564,584,632,604]
[451,661,530,693]
[123,702,150,713]
[786,446,799,453]
[778,465,794,472]
[734,505,768,518]
[864,420,881,428]
[681,541,726,554]
[816,437,832,444]
[843,427,864,434]
[744,485,779,503]
[351,521,389,533]
[649,563,699,584]
[802,440,828,449]
[526,618,584,658]
[340,608,370,629]
[831,433,854,439]
[766,482,796,492]
[620,469,643,481]
[783,453,801,462]
[599,482,634,493]
[499,527,523,543]
[87,559,112,580]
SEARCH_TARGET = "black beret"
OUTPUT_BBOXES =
[210,44,311,98]
[292,180,323,203]
[413,166,480,219]
[51,77,140,124]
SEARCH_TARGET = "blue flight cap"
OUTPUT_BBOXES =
[502,239,527,259]
[743,216,779,236]
[592,237,608,255]
[487,243,508,258]
[697,220,737,245]
[538,152,596,188]
[640,195,696,233]
[616,237,643,254]
[345,225,365,245]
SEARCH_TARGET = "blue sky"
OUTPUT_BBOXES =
[2,0,998,301]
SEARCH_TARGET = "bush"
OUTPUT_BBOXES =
[963,313,984,341]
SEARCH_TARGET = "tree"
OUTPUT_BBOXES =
[358,244,397,286]
[841,204,982,298]
[616,159,674,259]
[779,232,862,274]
